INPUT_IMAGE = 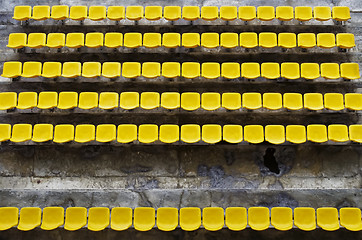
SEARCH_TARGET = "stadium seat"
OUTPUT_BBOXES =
[138,124,158,143]
[2,61,22,78]
[58,91,78,109]
[241,62,260,79]
[203,207,224,231]
[182,62,200,78]
[223,125,243,143]
[239,6,256,21]
[181,124,201,143]
[307,124,328,143]
[321,63,340,79]
[259,32,277,48]
[261,63,280,79]
[263,93,282,110]
[62,62,82,78]
[281,62,300,79]
[0,207,19,230]
[42,62,62,78]
[304,93,324,110]
[225,207,247,231]
[298,33,316,48]
[201,6,219,21]
[332,6,351,21]
[159,125,179,143]
[349,125,362,143]
[301,63,320,79]
[248,207,270,231]
[244,125,264,144]
[180,208,201,231]
[104,33,123,48]
[17,207,41,231]
[201,92,220,110]
[46,33,65,48]
[78,92,98,109]
[53,125,74,143]
[162,62,181,78]
[7,33,27,49]
[294,207,316,231]
[271,207,293,231]
[99,92,119,109]
[107,6,125,21]
[345,93,362,110]
[220,6,237,21]
[27,33,46,48]
[11,124,32,142]
[182,6,200,20]
[13,6,31,21]
[66,33,84,48]
[278,33,296,48]
[221,62,240,79]
[222,93,241,110]
[220,33,238,48]
[126,6,143,20]
[157,207,178,231]
[75,124,95,143]
[21,62,42,78]
[69,6,88,21]
[134,207,155,231]
[111,207,132,231]
[340,63,360,80]
[242,92,262,110]
[40,207,64,230]
[117,124,137,143]
[265,125,285,144]
[122,62,141,78]
[142,62,161,78]
[314,6,331,21]
[257,6,274,21]
[201,33,219,48]
[161,92,180,109]
[32,5,50,20]
[140,92,159,109]
[317,207,339,231]
[162,33,180,48]
[276,6,293,21]
[182,33,200,48]
[38,92,58,109]
[340,208,362,231]
[17,92,37,109]
[336,33,355,48]
[0,92,17,110]
[88,207,110,231]
[51,5,69,20]
[64,207,87,231]
[240,32,258,48]
[85,33,103,48]
[120,92,139,110]
[324,93,344,111]
[82,62,101,78]
[202,124,222,144]
[88,6,106,21]
[202,63,220,79]
[145,6,162,20]
[295,6,313,21]
[317,33,335,48]
[164,6,181,21]
[143,33,161,48]
[286,125,306,143]
[0,124,11,142]
[102,62,121,78]
[181,92,200,110]
[32,124,53,142]
[328,124,349,142]
[96,124,116,142]
[124,33,142,48]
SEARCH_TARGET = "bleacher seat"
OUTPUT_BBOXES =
[221,63,240,79]
[162,62,180,78]
[240,32,258,48]
[156,208,178,231]
[0,207,19,230]
[202,124,222,144]
[324,93,344,111]
[314,6,332,21]
[13,6,31,21]
[345,93,362,110]
[96,124,116,143]
[294,207,316,231]
[201,33,219,48]
[62,62,82,78]
[17,92,37,109]
[201,92,220,110]
[349,125,362,143]
[223,125,243,143]
[142,62,161,78]
[238,6,256,21]
[181,124,200,143]
[163,33,180,48]
[182,6,200,20]
[138,124,158,143]
[265,125,285,144]
[281,62,300,79]
[53,124,74,143]
[51,5,69,20]
[85,33,104,48]
[124,33,142,48]
[278,33,296,48]
[220,33,238,48]
[17,207,41,231]
[64,207,87,231]
[32,124,53,142]
[88,6,106,21]
[295,6,313,21]
[161,92,180,109]
[276,6,293,21]
[242,92,262,110]
[42,62,62,78]
[271,207,293,231]
[69,6,88,21]
[1,62,22,78]
[32,5,50,20]
[328,124,349,142]
[159,125,179,143]
[82,62,101,78]
[182,62,200,79]
[104,33,123,48]
[301,63,320,79]
[340,63,360,79]
[0,92,17,110]
[286,125,306,143]
[140,92,159,109]
[261,63,280,79]
[66,33,84,48]
[317,207,339,231]
[180,208,201,231]
[78,92,98,109]
[241,63,260,79]
[143,33,161,48]
[304,93,324,110]
[40,207,64,230]
[120,92,139,109]
[145,6,162,20]
[222,93,241,110]
[38,92,58,109]
[332,6,351,21]
[298,33,316,48]
[111,207,132,230]
[163,6,181,21]
[46,33,65,48]
[27,33,46,48]
[203,207,224,231]
[307,124,328,143]
[134,207,155,231]
[220,6,237,21]
[75,124,95,143]
[283,93,303,110]
[248,207,270,231]
[263,93,282,110]
[317,33,335,48]
[126,6,143,20]
[117,124,137,143]
[58,92,78,109]
[88,207,110,231]
[225,207,247,231]
[99,92,119,109]
[340,208,362,231]
[7,33,27,49]
[107,6,125,21]
[182,33,200,48]
[257,6,275,21]
[336,33,355,48]
[321,63,340,79]
[244,125,264,144]
[201,6,219,21]
[102,62,121,78]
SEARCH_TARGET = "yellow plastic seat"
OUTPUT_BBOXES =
[295,6,313,21]
[88,6,106,21]
[145,6,162,21]
[281,62,300,79]
[271,207,292,231]
[111,207,132,231]
[13,6,31,21]
[2,61,22,78]
[181,124,201,143]
[17,92,37,109]
[248,207,270,231]
[345,93,362,110]
[53,125,74,143]
[159,125,179,143]
[298,33,316,48]
[27,33,46,48]
[32,124,53,142]
[202,63,220,79]
[99,92,119,109]
[17,207,41,231]
[82,62,101,78]
[240,32,258,48]
[138,124,158,143]
[11,124,32,142]
[0,124,11,142]
[122,62,141,78]
[276,6,293,21]
[261,63,280,79]
[161,92,180,109]
[328,124,349,142]
[340,63,360,80]
[220,33,238,48]
[324,93,344,111]
[164,6,181,21]
[294,207,316,231]
[202,124,222,144]
[317,208,339,231]
[142,62,161,78]
[120,92,139,110]
[201,33,219,48]
[140,92,159,109]
[349,125,362,143]
[201,6,218,21]
[66,33,84,48]
[220,6,237,21]
[304,93,324,110]
[201,92,220,110]
[307,124,328,143]
[0,92,17,110]
[332,7,351,21]
[41,207,64,230]
[182,6,199,20]
[69,6,87,21]
[157,207,178,231]
[286,125,306,143]
[22,61,42,78]
[317,33,335,48]
[244,125,264,144]
[239,6,256,21]
[265,125,285,144]
[42,62,61,78]
[162,62,180,78]
[182,33,200,48]
[134,207,155,231]
[257,6,275,21]
[102,62,121,78]
[321,63,340,79]
[64,207,87,231]
[75,124,95,143]
[126,6,143,20]
[221,63,240,79]
[46,33,65,48]
[223,125,243,143]
[143,33,161,48]
[336,33,355,49]
[32,5,50,20]
[51,5,69,20]
[241,63,260,79]
[88,207,110,231]
[180,208,201,231]
[104,33,123,48]
[0,207,19,230]
[78,92,98,109]
[181,92,200,111]
[278,33,296,48]
[96,124,116,143]
[263,93,282,110]
[314,6,331,21]
[242,92,262,110]
[7,33,27,49]
[124,33,142,48]
[162,33,180,48]
[107,6,125,21]
[182,62,200,79]
[117,124,137,143]
[85,33,103,48]
[340,208,362,231]
[301,63,320,80]
[222,93,241,110]
[225,207,247,231]
[203,207,224,231]
[62,62,81,78]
